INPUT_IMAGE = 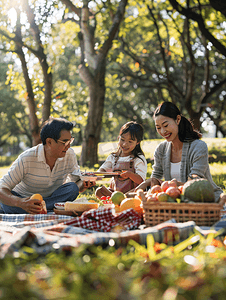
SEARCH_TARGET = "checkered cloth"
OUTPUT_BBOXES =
[0,208,225,258]
[64,207,142,232]
[0,207,141,232]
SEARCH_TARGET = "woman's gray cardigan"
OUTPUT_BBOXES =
[151,139,222,202]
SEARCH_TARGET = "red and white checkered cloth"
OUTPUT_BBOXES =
[64,207,142,232]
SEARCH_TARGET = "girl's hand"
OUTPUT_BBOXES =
[120,170,132,179]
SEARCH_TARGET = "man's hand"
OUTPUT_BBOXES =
[19,197,43,214]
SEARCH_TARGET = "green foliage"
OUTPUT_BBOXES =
[0,58,30,148]
[1,231,226,299]
[0,154,18,167]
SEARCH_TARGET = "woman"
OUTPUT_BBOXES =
[136,101,225,205]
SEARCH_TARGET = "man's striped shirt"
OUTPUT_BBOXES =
[0,144,81,198]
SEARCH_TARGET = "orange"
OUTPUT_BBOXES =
[30,193,47,214]
[30,193,43,201]
[114,204,121,213]
[120,198,143,216]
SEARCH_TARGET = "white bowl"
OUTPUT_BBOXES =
[54,202,65,210]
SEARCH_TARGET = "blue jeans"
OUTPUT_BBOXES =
[1,182,79,214]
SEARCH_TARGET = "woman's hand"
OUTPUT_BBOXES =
[135,178,152,192]
[219,193,226,206]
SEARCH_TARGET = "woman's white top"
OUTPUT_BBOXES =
[98,154,147,180]
[170,161,181,182]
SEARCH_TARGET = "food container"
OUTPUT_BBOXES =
[136,189,222,227]
[54,202,65,210]
[142,201,222,227]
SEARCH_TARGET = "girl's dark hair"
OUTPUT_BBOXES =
[40,117,74,145]
[154,102,201,142]
[114,121,145,159]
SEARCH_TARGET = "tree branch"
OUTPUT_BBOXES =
[169,0,226,56]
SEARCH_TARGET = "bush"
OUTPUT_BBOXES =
[0,155,18,167]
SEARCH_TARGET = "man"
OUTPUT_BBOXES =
[0,117,95,214]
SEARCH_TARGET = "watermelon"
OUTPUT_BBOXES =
[182,178,215,203]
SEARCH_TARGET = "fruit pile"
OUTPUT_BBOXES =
[101,191,143,216]
[146,179,183,203]
[145,178,216,204]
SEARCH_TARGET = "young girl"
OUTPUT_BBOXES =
[95,121,147,199]
[135,101,226,205]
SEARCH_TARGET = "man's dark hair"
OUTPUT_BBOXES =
[40,117,74,145]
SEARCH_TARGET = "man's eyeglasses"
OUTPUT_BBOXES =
[57,137,74,147]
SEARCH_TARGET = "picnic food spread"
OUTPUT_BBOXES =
[52,176,224,228]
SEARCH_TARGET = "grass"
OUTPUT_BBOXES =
[72,137,226,160]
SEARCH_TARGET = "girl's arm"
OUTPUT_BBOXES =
[97,154,113,172]
[120,171,143,185]
[120,155,147,185]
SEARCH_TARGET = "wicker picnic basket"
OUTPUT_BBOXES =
[135,190,223,227]
[142,201,222,227]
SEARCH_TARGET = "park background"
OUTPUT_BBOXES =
[0,0,226,168]
[1,1,226,299]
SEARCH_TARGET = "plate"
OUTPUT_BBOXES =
[99,204,115,209]
[54,202,65,210]
[81,176,98,181]
[92,172,121,178]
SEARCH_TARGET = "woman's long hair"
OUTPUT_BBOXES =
[113,121,145,159]
[154,102,202,142]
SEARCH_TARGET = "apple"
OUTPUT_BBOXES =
[111,191,126,205]
[165,187,181,199]
[168,179,177,188]
[147,194,158,202]
[150,185,162,194]
[161,181,170,192]
[157,192,168,202]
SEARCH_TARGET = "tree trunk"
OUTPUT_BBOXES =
[15,7,41,146]
[79,60,106,166]
[61,0,128,166]
[23,0,52,124]
[19,52,41,145]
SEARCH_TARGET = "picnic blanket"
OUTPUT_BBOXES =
[0,207,225,258]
